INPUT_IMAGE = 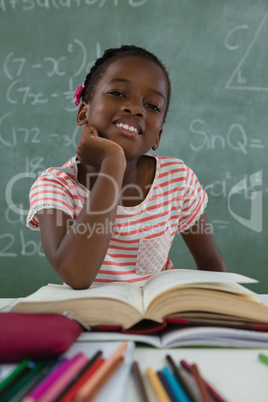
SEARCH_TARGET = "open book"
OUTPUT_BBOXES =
[11,269,268,332]
[77,325,268,348]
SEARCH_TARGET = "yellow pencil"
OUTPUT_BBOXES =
[146,367,171,402]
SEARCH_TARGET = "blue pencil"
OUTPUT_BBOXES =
[157,370,176,401]
[162,366,191,402]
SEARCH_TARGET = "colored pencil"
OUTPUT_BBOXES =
[166,354,195,401]
[180,360,227,402]
[0,360,35,402]
[58,354,105,402]
[8,360,55,402]
[146,367,171,402]
[258,353,268,366]
[75,342,128,402]
[132,361,150,402]
[91,356,124,399]
[38,353,88,402]
[190,364,213,402]
[162,366,191,402]
[56,351,102,401]
[0,359,30,396]
[75,356,124,402]
[157,370,176,401]
[22,356,77,402]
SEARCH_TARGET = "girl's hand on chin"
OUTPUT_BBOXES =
[76,123,125,167]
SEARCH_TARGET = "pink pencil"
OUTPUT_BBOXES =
[23,354,84,402]
[39,353,88,402]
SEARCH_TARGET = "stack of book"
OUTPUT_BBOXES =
[10,269,268,348]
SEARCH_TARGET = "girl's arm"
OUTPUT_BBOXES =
[37,124,127,289]
[180,213,227,272]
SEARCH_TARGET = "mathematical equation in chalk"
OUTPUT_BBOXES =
[3,41,102,111]
[224,13,268,91]
[0,112,80,148]
[1,202,44,258]
[189,119,265,154]
[0,229,44,257]
[0,0,147,13]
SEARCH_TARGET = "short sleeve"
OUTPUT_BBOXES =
[26,172,75,230]
[177,166,208,232]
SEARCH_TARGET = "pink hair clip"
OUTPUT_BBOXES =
[74,83,85,106]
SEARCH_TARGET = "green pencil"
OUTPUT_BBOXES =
[8,359,55,402]
[0,361,35,402]
[258,353,268,366]
[0,359,30,395]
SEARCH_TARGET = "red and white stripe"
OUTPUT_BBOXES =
[27,155,207,287]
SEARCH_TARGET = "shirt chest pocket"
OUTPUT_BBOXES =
[135,227,173,275]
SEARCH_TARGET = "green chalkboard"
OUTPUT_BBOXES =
[0,0,267,297]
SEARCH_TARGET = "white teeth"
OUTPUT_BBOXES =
[116,123,139,134]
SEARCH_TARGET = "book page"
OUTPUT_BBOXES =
[143,269,258,311]
[20,282,144,314]
[78,331,162,348]
[160,325,268,348]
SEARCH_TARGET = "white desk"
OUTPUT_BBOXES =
[1,297,268,402]
[126,295,268,402]
[126,347,268,402]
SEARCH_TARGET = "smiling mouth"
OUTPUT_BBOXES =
[115,123,140,135]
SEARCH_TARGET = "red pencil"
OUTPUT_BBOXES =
[58,356,105,402]
[75,342,127,402]
[86,356,124,401]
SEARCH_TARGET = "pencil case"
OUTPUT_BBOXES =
[0,312,83,363]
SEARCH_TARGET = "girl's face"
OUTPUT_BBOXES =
[82,56,168,159]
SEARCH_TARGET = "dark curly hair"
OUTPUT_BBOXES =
[80,45,171,123]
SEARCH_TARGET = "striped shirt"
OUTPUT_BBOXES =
[27,155,208,287]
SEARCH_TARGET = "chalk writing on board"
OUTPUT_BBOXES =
[6,79,49,105]
[3,40,98,80]
[24,156,46,174]
[0,234,17,257]
[205,171,262,199]
[189,119,264,154]
[0,0,146,12]
[2,205,44,257]
[3,40,102,111]
[225,13,268,91]
[5,157,45,218]
[4,43,85,79]
[0,112,79,148]
[5,77,74,108]
[0,230,44,257]
[203,172,232,198]
[0,113,41,146]
[47,125,80,147]
[2,200,45,257]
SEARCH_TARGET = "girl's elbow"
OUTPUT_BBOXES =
[67,280,93,290]
[50,250,102,289]
[56,262,95,290]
